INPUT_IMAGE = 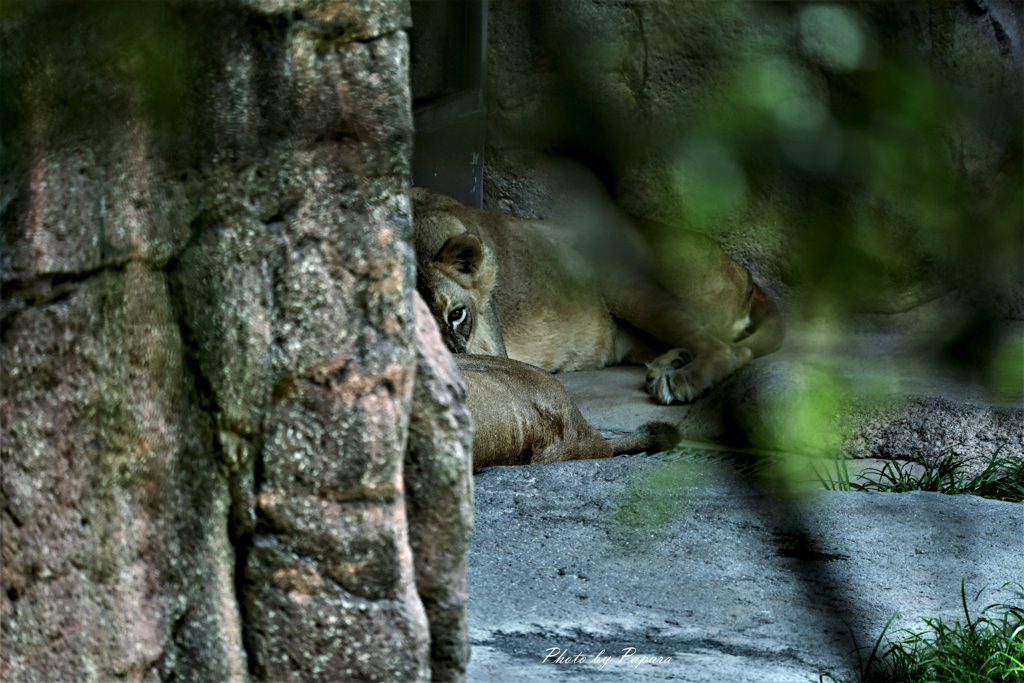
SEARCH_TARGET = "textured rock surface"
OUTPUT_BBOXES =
[2,1,471,681]
[2,261,244,681]
[405,294,475,681]
[467,457,1024,682]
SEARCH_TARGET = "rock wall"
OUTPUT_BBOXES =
[1,1,472,681]
[484,0,1023,320]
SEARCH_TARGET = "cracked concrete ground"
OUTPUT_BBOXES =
[466,459,1022,682]
[465,326,1023,681]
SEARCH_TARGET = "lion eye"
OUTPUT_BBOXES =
[448,307,467,326]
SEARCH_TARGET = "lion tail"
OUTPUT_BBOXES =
[607,421,682,456]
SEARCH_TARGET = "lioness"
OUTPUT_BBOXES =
[457,354,679,467]
[413,186,784,404]
[413,290,676,467]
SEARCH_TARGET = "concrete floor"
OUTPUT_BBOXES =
[466,459,1024,682]
[465,321,1022,682]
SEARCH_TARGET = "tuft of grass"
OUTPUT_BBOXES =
[816,450,853,492]
[821,581,1024,683]
[815,448,1024,503]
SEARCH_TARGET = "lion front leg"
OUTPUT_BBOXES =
[603,275,756,404]
[644,343,753,405]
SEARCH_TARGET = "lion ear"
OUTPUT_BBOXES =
[435,233,497,299]
[435,233,484,275]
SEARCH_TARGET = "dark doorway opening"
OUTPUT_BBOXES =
[409,0,488,208]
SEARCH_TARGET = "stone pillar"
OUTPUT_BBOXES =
[1,1,472,680]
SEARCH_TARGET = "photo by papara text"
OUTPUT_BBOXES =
[542,646,673,670]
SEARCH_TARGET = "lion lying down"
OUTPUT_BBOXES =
[412,186,784,405]
[414,291,677,468]
[457,354,679,468]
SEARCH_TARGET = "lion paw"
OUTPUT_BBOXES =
[645,349,710,405]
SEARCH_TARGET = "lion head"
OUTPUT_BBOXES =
[416,232,506,356]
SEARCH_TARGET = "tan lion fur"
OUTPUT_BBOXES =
[413,291,675,467]
[457,354,678,468]
[413,186,784,405]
